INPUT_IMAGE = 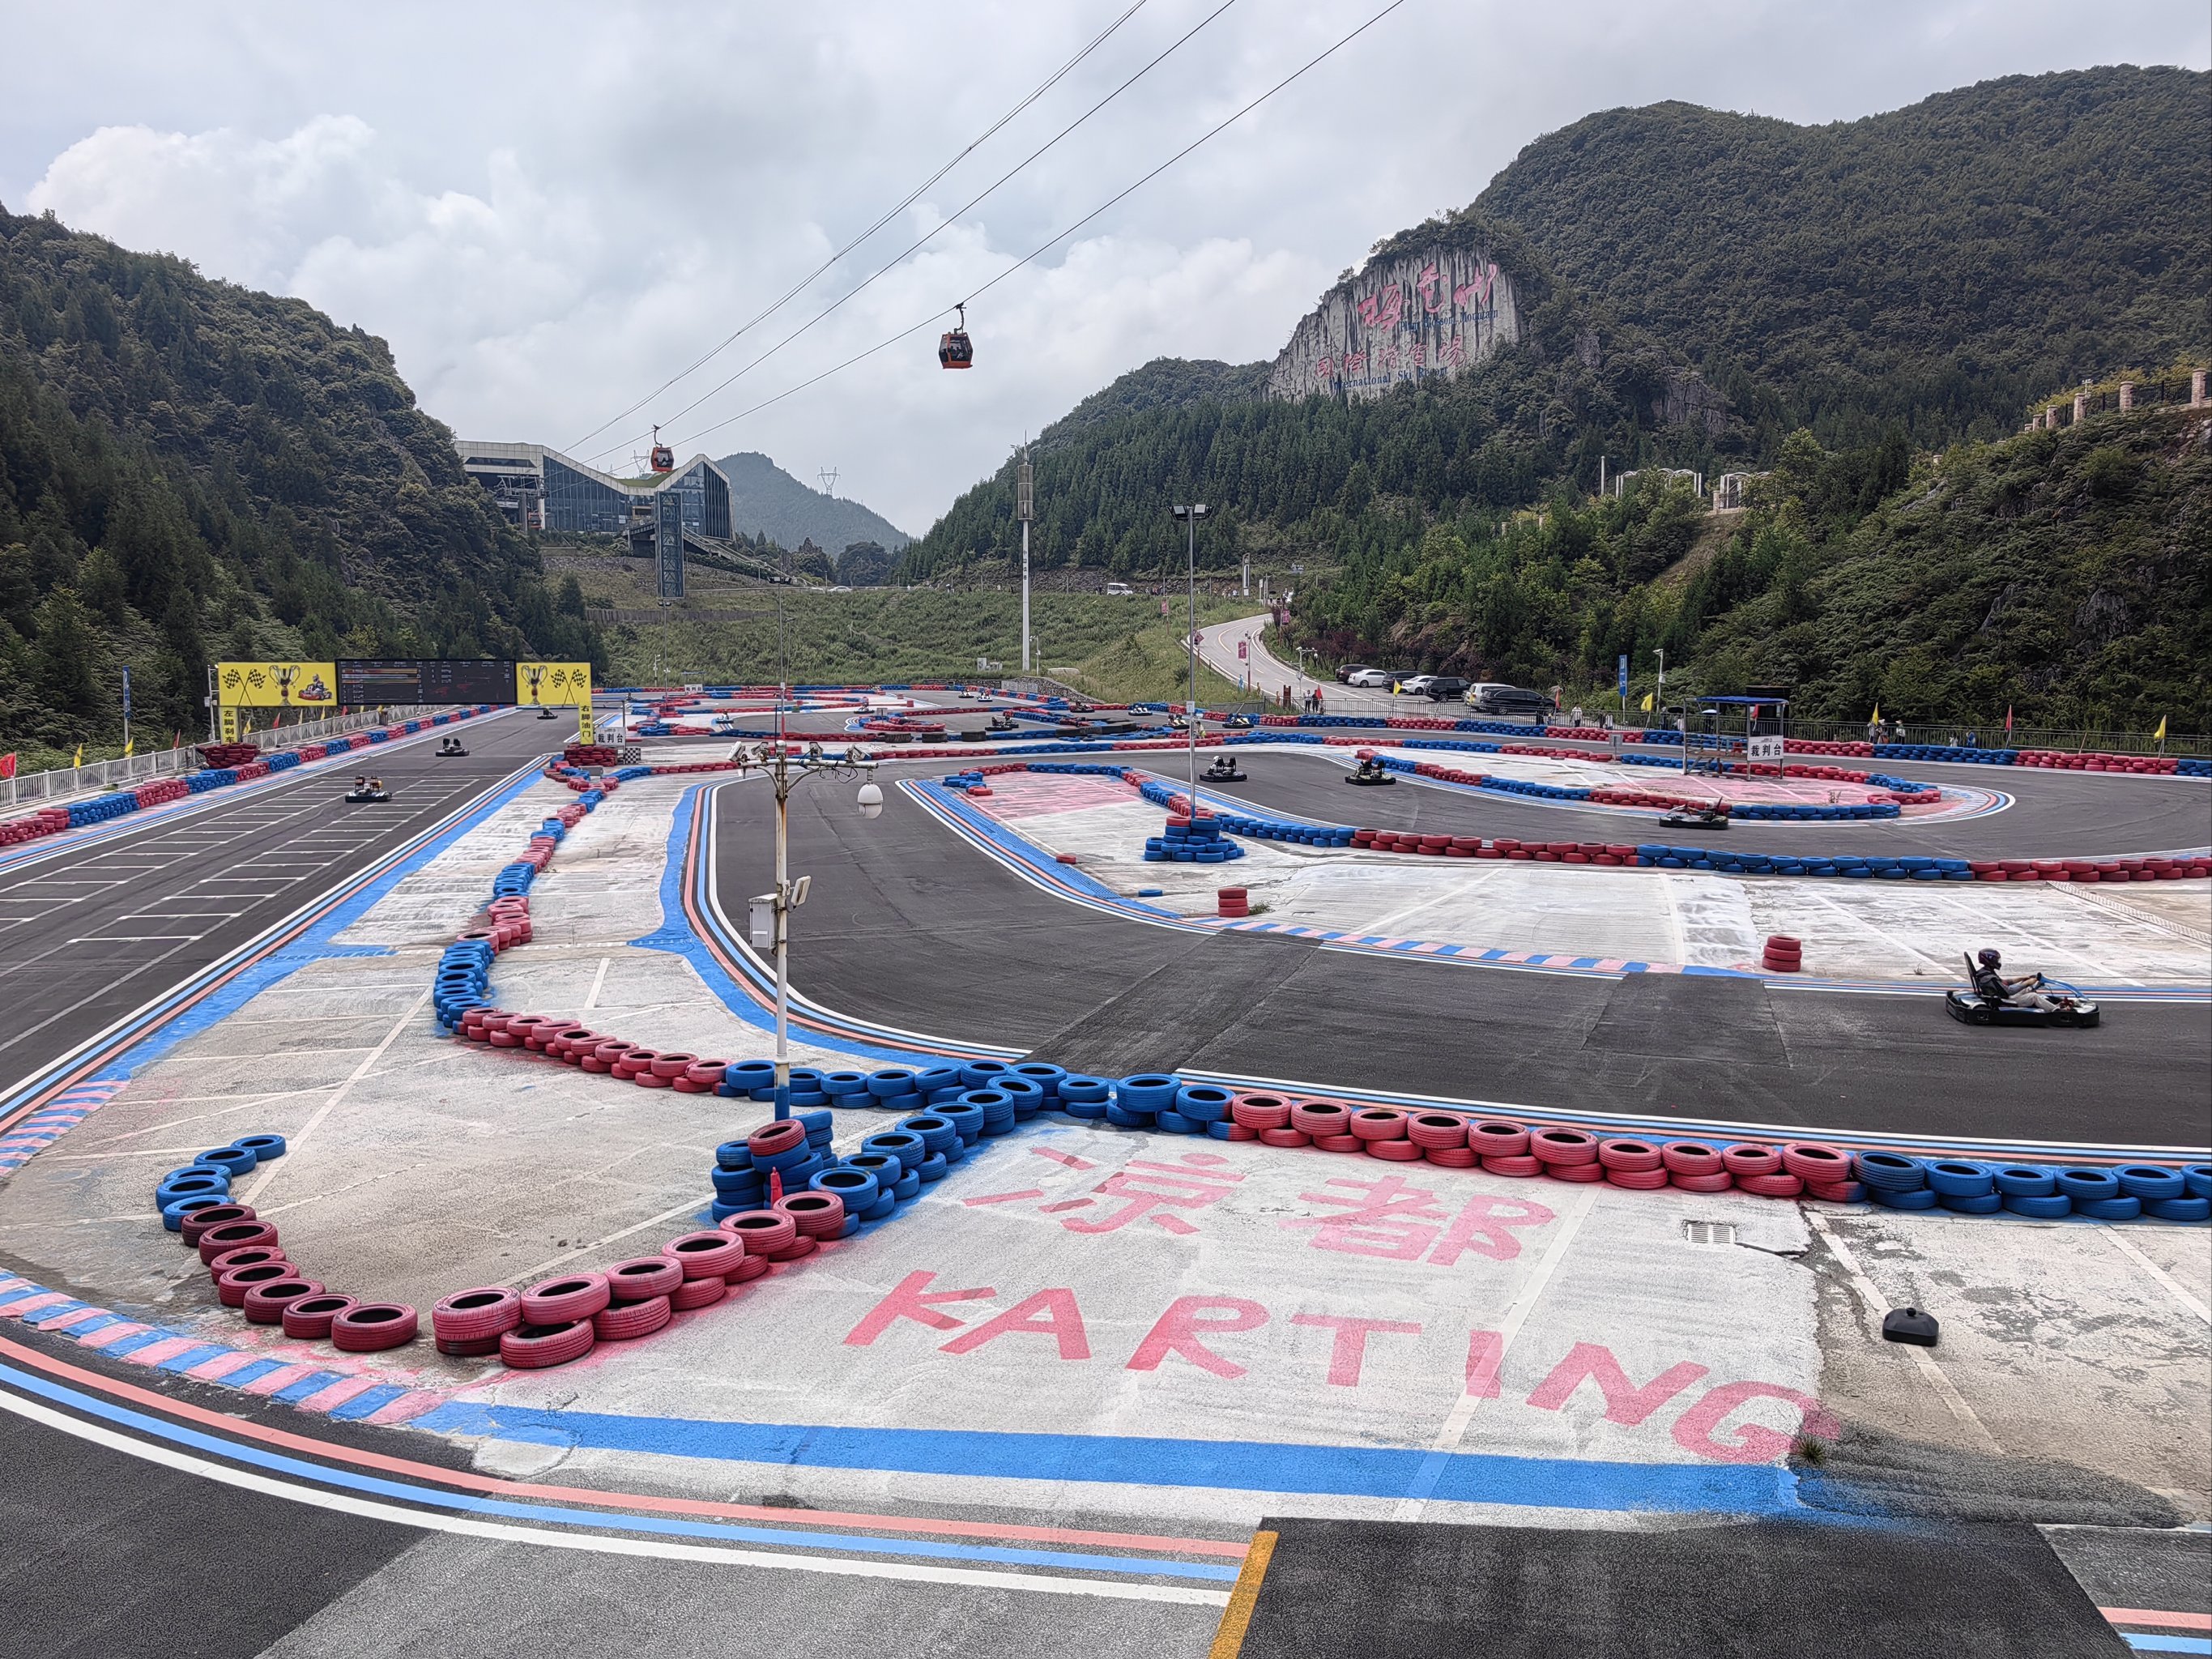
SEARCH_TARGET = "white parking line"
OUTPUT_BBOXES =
[236,989,432,1205]
[2100,1226,2211,1324]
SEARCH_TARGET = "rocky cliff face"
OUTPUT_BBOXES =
[1267,243,1519,402]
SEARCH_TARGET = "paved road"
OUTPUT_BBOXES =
[0,713,556,1101]
[713,760,2212,1147]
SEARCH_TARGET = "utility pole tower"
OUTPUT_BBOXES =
[817,466,839,497]
[1016,448,1034,674]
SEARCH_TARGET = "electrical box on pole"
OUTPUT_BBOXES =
[1017,454,1034,673]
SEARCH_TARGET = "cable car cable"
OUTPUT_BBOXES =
[585,0,1237,468]
[568,2,1148,454]
[662,0,1409,452]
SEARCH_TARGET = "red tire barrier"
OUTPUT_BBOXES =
[593,1294,673,1341]
[1661,1142,1723,1178]
[522,1273,612,1324]
[1424,1145,1480,1167]
[207,1244,288,1280]
[434,1286,522,1345]
[1736,1171,1806,1198]
[777,1192,846,1238]
[1530,1128,1598,1166]
[1258,1128,1311,1148]
[283,1294,358,1341]
[607,1257,684,1300]
[242,1277,325,1325]
[1349,1108,1408,1141]
[198,1221,279,1265]
[216,1261,294,1307]
[1546,1161,1607,1183]
[1315,1132,1366,1153]
[727,1252,771,1284]
[1290,1100,1351,1137]
[1669,1171,1735,1193]
[1721,1143,1783,1178]
[1606,1166,1670,1190]
[1365,1138,1424,1162]
[612,1048,658,1081]
[749,1120,807,1158]
[1231,1094,1292,1132]
[180,1204,258,1248]
[1805,1179,1866,1203]
[501,1320,595,1369]
[1598,1139,1664,1174]
[719,1210,799,1256]
[1781,1142,1851,1183]
[663,1231,746,1278]
[333,1303,419,1351]
[671,1274,729,1311]
[1410,1113,1473,1150]
[650,1051,698,1080]
[1482,1153,1544,1177]
[765,1235,819,1262]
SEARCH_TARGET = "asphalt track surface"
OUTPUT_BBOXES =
[0,711,561,1093]
[717,755,2212,1148]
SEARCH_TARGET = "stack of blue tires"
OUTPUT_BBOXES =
[1853,1152,2210,1221]
[1144,818,1245,864]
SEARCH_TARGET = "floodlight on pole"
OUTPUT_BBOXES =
[1170,503,1210,802]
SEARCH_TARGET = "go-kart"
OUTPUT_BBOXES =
[1345,758,1396,787]
[537,706,559,720]
[1221,714,1255,731]
[1944,962,2099,1028]
[435,738,469,757]
[1660,805,1730,830]
[343,782,391,804]
[1202,759,1247,783]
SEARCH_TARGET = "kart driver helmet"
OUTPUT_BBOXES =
[1977,948,2003,967]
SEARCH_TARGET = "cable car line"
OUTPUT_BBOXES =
[585,0,1238,470]
[658,0,1410,454]
[566,1,1150,457]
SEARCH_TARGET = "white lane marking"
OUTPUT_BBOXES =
[1797,888,1954,975]
[508,1192,725,1285]
[1803,1209,2001,1453]
[0,1386,1226,1606]
[2099,1226,2211,1324]
[235,988,432,1205]
[1392,1180,1601,1520]
[583,954,612,1009]
[1363,869,1504,938]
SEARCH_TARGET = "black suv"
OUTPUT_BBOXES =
[1422,676,1472,702]
[1469,684,1554,717]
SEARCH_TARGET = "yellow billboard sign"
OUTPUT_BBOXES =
[517,661,593,707]
[216,661,339,708]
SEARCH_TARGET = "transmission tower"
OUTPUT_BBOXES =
[817,466,840,497]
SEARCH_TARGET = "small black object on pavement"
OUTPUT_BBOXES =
[1882,1307,1940,1346]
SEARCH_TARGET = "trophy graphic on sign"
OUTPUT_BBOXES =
[273,663,298,708]
[524,663,548,706]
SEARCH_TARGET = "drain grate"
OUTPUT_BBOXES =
[1683,1220,1738,1247]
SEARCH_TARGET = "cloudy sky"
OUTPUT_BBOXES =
[3,2,2204,533]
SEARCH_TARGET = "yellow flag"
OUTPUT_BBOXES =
[72,744,83,767]
[122,737,134,757]
[2153,715,2167,740]
[1870,705,1881,724]
[1639,691,1654,712]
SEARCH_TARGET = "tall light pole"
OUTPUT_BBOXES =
[733,740,880,1122]
[1017,451,1034,676]
[1170,502,1209,801]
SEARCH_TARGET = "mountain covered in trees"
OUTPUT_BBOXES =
[901,66,2208,730]
[0,205,601,763]
[713,450,911,557]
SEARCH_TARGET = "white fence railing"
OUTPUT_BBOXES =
[2,706,437,816]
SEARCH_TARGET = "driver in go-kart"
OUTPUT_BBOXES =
[1971,948,2069,1012]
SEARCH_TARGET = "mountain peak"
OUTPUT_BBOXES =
[711,450,912,556]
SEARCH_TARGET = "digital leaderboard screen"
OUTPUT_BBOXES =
[339,659,517,705]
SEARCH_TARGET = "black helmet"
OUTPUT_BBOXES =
[1977,948,2002,966]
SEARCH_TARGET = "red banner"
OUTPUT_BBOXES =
[0,753,15,780]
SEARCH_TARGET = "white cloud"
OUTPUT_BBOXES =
[11,0,2206,531]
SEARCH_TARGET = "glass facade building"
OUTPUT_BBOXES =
[454,441,734,541]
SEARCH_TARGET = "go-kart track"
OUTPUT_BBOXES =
[0,691,2206,1659]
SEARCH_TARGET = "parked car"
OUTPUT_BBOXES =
[1469,684,1554,717]
[1334,663,1373,683]
[1397,675,1438,695]
[1422,676,1472,702]
[1344,667,1396,688]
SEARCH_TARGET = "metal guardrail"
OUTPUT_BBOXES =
[2,706,436,815]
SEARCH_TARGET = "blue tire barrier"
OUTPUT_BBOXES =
[1155,1111,1200,1134]
[2114,1166,2185,1201]
[1925,1160,1997,1199]
[1992,1165,2056,1196]
[1063,1098,1109,1119]
[812,1167,879,1209]
[917,1152,949,1183]
[862,1192,898,1222]
[723,1060,777,1096]
[157,1174,228,1206]
[232,1133,288,1161]
[796,1108,833,1136]
[961,1060,1012,1089]
[2003,1193,2073,1218]
[1869,1184,1940,1210]
[914,1066,965,1098]
[1854,1151,1927,1191]
[821,1071,870,1099]
[752,1141,815,1172]
[994,1077,1045,1120]
[940,1137,967,1166]
[889,1167,921,1201]
[843,1151,902,1188]
[1206,1120,1238,1140]
[935,1101,985,1143]
[2077,1195,2143,1222]
[714,1141,754,1169]
[1103,1103,1152,1128]
[710,1166,765,1197]
[861,1131,927,1171]
[959,1089,1016,1128]
[162,1194,229,1231]
[899,1115,959,1154]
[2055,1167,2121,1204]
[1938,1191,2005,1214]
[1175,1084,1234,1124]
[832,1213,864,1238]
[1012,1062,1067,1098]
[198,1146,258,1177]
[2146,1196,2211,1222]
[160,1162,229,1187]
[866,1068,918,1101]
[1059,1075,1110,1106]
[786,1066,829,1107]
[1115,1074,1178,1115]
[2185,1166,2212,1200]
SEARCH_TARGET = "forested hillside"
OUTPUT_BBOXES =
[0,207,600,761]
[1475,66,2211,448]
[1294,407,2210,731]
[903,215,1743,582]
